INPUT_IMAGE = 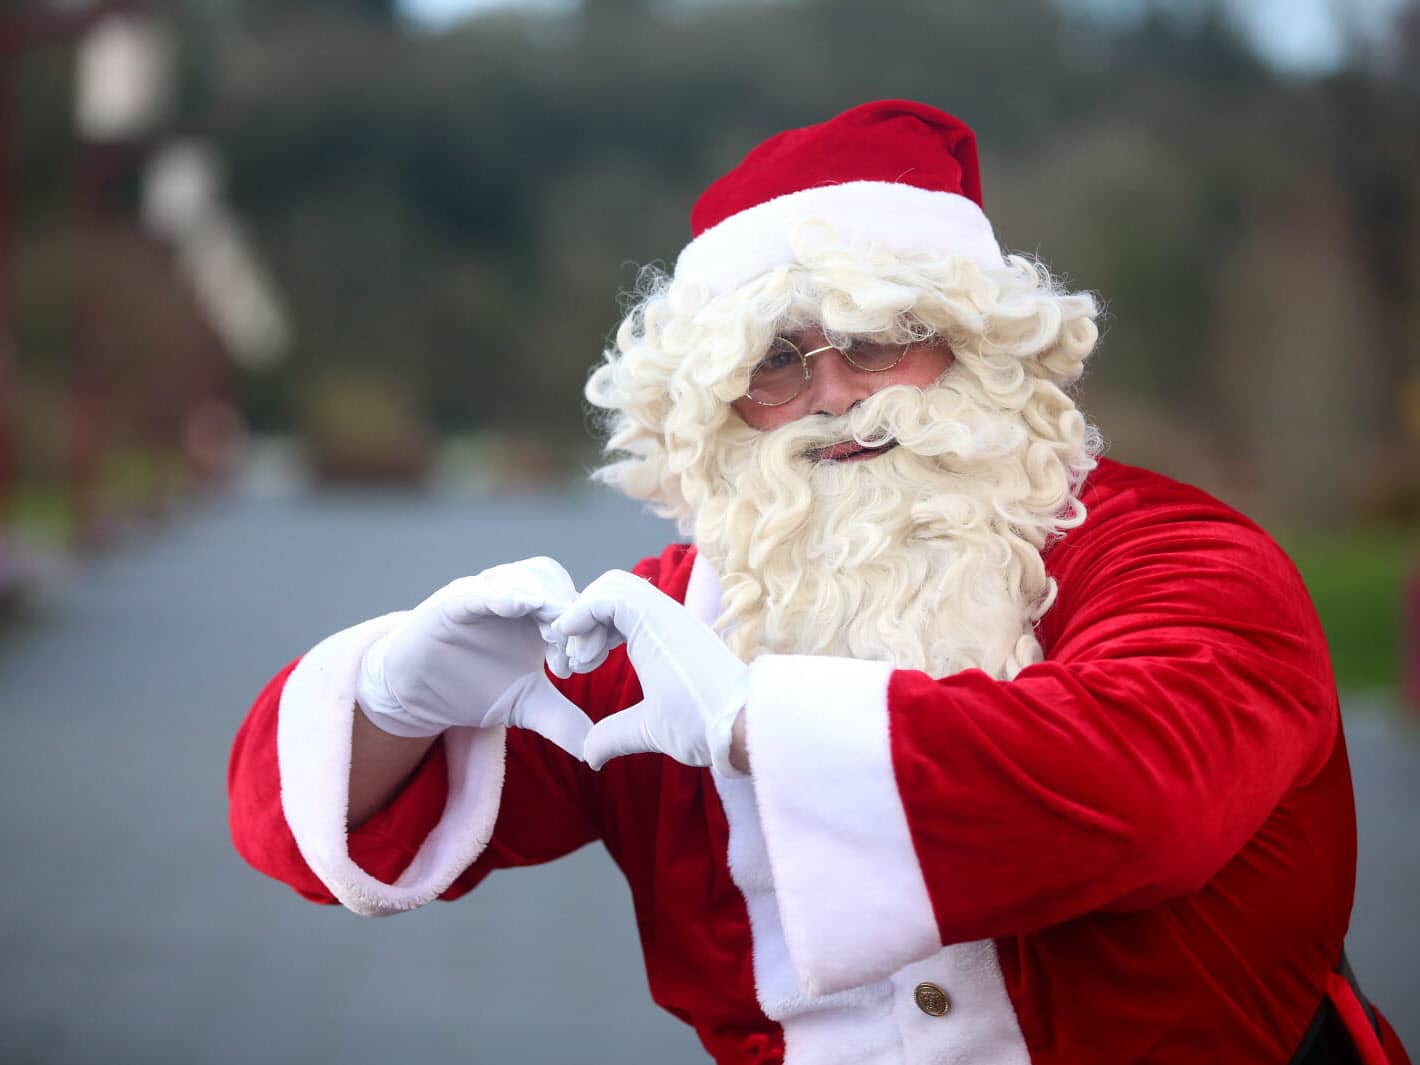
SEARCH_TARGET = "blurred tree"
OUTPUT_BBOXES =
[8,0,1395,517]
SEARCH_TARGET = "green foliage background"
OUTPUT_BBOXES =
[1282,531,1415,694]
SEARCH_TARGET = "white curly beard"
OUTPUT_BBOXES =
[687,373,1094,680]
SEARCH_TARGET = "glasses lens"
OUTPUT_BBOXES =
[746,339,805,405]
[842,341,910,372]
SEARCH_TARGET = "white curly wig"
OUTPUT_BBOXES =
[585,230,1103,679]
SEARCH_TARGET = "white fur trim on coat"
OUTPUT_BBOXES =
[688,555,1030,1064]
[742,652,941,996]
[276,613,507,917]
[674,181,1005,296]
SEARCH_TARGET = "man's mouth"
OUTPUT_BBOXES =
[810,439,899,463]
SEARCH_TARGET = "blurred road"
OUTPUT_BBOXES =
[2,459,1417,1064]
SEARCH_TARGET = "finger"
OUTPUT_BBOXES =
[548,598,609,640]
[567,630,613,674]
[440,557,578,625]
[495,673,595,760]
[519,556,580,603]
[438,577,512,624]
[543,639,574,680]
[528,595,577,627]
[584,703,654,771]
[549,591,634,643]
[488,572,578,619]
[481,556,575,598]
[446,580,571,626]
[537,614,612,677]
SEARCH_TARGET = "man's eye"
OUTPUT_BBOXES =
[756,352,799,374]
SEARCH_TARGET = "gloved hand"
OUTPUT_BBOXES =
[356,557,607,758]
[549,569,749,775]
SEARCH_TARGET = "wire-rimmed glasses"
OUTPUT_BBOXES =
[742,337,913,407]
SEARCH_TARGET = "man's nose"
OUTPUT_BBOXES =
[805,348,874,417]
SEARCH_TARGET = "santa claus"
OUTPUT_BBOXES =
[228,100,1412,1065]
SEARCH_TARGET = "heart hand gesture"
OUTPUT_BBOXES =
[549,570,749,775]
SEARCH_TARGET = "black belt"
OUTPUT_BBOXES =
[1289,950,1379,1065]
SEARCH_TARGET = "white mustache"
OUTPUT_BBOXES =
[749,382,1029,466]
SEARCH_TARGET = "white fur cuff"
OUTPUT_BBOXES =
[277,614,507,916]
[745,654,941,997]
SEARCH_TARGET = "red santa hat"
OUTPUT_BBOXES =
[674,99,1006,295]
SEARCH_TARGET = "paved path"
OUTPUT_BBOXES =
[2,473,1416,1063]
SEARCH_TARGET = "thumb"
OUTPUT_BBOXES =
[584,703,655,771]
[492,673,595,761]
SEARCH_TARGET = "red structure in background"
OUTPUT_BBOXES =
[68,138,131,547]
[1,1,186,566]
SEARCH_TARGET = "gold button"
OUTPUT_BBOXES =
[914,982,951,1017]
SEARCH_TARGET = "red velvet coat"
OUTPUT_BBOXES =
[228,459,1411,1064]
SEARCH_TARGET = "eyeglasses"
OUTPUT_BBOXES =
[742,337,912,407]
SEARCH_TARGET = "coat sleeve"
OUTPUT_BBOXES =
[227,614,603,916]
[226,549,687,916]
[741,490,1340,996]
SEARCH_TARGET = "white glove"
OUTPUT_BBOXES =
[356,557,605,758]
[549,569,749,775]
